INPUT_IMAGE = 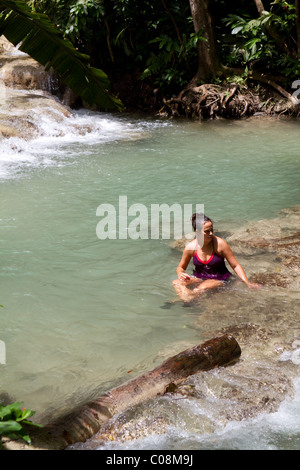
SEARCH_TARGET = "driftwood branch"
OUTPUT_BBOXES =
[22,334,241,450]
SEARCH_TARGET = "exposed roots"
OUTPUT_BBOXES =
[159,83,300,119]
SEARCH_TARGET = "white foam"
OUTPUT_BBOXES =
[0,106,167,179]
[92,375,300,450]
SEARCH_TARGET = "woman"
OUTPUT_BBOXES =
[173,213,259,301]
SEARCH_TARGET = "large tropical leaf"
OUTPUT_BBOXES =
[0,0,123,110]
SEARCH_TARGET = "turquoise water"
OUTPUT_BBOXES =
[0,109,299,448]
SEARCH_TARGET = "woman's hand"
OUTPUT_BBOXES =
[246,282,261,289]
[178,272,191,282]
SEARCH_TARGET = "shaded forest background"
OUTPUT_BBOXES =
[19,0,300,116]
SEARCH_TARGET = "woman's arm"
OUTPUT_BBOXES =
[176,248,193,281]
[218,238,260,288]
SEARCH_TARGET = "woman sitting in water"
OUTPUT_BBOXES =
[173,213,259,301]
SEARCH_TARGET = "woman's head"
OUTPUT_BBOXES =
[191,213,213,232]
[192,213,214,245]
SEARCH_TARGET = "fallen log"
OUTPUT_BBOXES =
[14,334,241,450]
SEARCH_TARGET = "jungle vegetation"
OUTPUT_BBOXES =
[0,0,299,112]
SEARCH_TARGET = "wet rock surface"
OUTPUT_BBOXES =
[0,37,75,141]
[0,89,72,141]
[77,321,298,448]
[226,208,300,292]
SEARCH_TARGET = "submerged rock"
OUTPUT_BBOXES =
[226,206,300,291]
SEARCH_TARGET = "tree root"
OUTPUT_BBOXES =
[160,81,300,119]
[160,83,258,119]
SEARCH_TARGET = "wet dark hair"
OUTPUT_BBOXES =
[191,213,212,232]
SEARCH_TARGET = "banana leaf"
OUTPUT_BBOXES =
[0,0,123,110]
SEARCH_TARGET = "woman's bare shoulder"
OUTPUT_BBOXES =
[214,235,230,253]
[184,238,197,252]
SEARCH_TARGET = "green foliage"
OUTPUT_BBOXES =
[27,0,198,92]
[0,402,42,447]
[0,0,123,110]
[277,53,300,78]
[224,13,278,64]
[27,0,71,24]
[141,29,206,92]
[15,1,300,100]
[65,0,105,39]
[223,2,300,79]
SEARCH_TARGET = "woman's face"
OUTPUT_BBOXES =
[203,221,214,241]
[196,221,214,245]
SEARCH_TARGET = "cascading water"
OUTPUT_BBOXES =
[0,46,299,450]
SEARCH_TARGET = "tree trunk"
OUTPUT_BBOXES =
[188,0,220,83]
[253,0,265,16]
[253,0,290,55]
[17,334,241,450]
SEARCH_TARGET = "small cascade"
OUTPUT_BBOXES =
[0,36,92,144]
[0,36,76,103]
[0,37,151,178]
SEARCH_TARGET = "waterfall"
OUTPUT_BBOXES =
[0,39,150,179]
